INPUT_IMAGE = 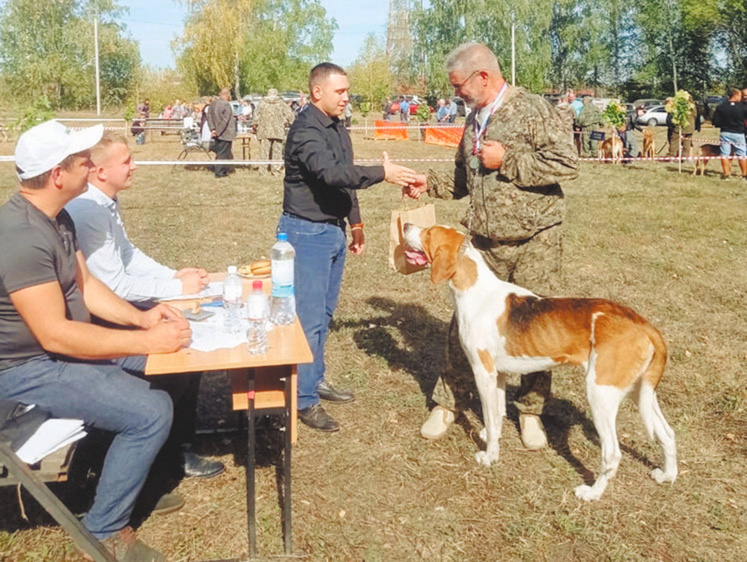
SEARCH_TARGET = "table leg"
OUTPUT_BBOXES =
[282,373,292,554]
[246,372,256,558]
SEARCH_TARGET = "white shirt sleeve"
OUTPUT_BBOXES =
[67,195,181,303]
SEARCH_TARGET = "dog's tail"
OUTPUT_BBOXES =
[636,326,668,441]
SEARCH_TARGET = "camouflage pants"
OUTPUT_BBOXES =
[581,127,598,157]
[667,133,693,158]
[259,138,284,175]
[430,224,562,416]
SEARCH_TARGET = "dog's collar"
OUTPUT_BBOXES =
[459,235,471,255]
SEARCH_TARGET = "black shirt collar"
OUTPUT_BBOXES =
[308,103,340,128]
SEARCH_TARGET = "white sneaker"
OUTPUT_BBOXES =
[420,406,456,440]
[519,414,547,450]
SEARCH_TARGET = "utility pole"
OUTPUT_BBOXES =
[94,16,101,116]
[387,0,414,88]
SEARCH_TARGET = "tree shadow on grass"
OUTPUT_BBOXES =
[338,295,661,487]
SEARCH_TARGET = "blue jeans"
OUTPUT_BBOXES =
[0,355,172,539]
[277,214,347,410]
[719,132,747,158]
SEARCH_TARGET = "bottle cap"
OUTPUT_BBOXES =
[252,280,263,290]
[227,265,237,274]
[277,232,288,242]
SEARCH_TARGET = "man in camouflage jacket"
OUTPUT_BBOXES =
[576,97,603,157]
[408,42,578,449]
[253,88,295,176]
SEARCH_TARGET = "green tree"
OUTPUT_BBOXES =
[409,0,555,96]
[175,0,336,97]
[347,34,391,112]
[0,0,141,109]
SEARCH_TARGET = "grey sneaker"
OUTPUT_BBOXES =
[152,492,185,516]
[80,526,165,561]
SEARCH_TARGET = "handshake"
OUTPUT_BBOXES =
[382,152,428,200]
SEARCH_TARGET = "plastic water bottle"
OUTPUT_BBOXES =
[223,265,243,334]
[269,232,296,325]
[246,280,269,354]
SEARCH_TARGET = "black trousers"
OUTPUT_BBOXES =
[212,138,234,177]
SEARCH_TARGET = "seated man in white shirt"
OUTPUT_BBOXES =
[66,131,224,482]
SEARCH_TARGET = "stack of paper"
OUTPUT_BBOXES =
[15,419,86,464]
[160,282,223,301]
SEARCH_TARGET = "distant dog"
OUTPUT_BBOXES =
[402,224,678,501]
[598,136,624,164]
[642,129,655,160]
[692,144,721,176]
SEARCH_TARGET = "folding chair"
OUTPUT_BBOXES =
[0,435,114,561]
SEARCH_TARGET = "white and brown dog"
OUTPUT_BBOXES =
[403,224,677,501]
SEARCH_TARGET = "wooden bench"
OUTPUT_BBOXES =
[144,118,184,137]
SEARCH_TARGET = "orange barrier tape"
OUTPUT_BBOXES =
[374,120,408,140]
[424,126,463,148]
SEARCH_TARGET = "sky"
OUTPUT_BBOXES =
[120,0,389,70]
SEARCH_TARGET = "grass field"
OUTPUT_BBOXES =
[0,123,745,561]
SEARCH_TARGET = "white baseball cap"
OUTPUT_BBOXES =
[15,120,104,181]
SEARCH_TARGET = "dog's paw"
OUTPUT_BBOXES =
[479,428,487,443]
[574,484,602,502]
[650,468,676,484]
[475,450,498,467]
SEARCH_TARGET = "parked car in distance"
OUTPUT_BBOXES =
[229,100,242,116]
[631,98,662,110]
[403,95,434,115]
[280,91,302,103]
[637,105,668,126]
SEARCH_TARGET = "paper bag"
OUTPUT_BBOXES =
[389,203,436,274]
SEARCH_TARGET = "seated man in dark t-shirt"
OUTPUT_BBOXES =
[0,120,191,560]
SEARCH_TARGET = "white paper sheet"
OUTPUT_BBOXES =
[160,281,224,302]
[187,305,273,352]
[15,419,87,464]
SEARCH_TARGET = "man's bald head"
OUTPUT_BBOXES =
[445,42,502,78]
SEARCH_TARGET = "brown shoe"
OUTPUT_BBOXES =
[298,404,340,432]
[79,526,165,561]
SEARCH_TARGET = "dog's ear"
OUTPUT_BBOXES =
[430,246,458,284]
[424,227,462,284]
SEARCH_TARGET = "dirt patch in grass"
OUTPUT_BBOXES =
[0,125,745,560]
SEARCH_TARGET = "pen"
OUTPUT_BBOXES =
[201,300,224,307]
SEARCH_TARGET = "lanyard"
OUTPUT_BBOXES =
[473,81,508,154]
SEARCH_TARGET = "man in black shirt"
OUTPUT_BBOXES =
[712,89,746,179]
[281,62,417,431]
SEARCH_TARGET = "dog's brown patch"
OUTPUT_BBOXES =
[452,255,478,291]
[477,348,494,373]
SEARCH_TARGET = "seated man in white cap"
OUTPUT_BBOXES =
[0,120,192,561]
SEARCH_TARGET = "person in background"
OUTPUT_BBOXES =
[206,87,236,178]
[400,96,410,122]
[344,101,353,129]
[576,97,603,157]
[66,131,225,483]
[711,88,746,180]
[0,120,192,560]
[436,99,449,123]
[137,98,150,119]
[448,98,458,123]
[253,88,295,176]
[280,62,417,432]
[405,42,578,450]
